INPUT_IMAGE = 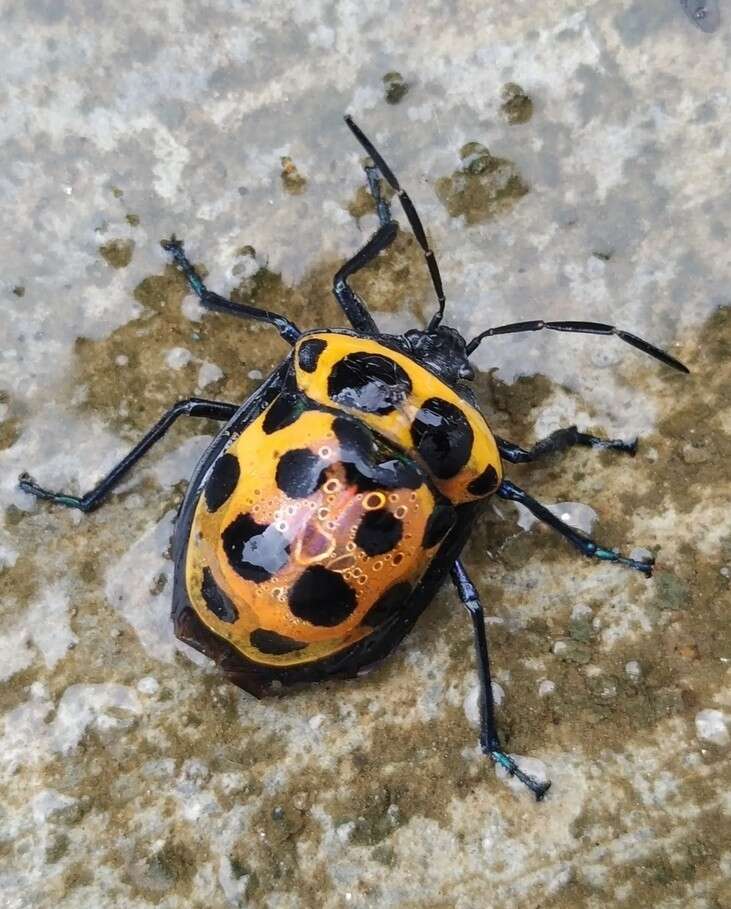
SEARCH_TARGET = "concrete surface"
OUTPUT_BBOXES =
[1,1,730,907]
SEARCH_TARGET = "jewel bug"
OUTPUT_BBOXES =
[20,116,689,799]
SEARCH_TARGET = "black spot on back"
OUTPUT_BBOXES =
[373,456,422,490]
[204,453,240,512]
[288,566,357,626]
[250,628,308,655]
[467,464,499,497]
[355,508,403,556]
[344,457,421,494]
[328,352,412,415]
[422,501,457,549]
[332,415,374,456]
[262,393,302,434]
[298,338,327,373]
[342,462,382,494]
[411,397,474,480]
[222,513,290,583]
[334,415,422,492]
[200,568,238,623]
[275,449,327,499]
[363,581,412,628]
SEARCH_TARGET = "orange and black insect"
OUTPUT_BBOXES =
[20,116,689,799]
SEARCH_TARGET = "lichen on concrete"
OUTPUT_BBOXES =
[280,157,308,196]
[501,83,534,125]
[434,142,529,225]
[382,72,409,105]
[99,239,135,270]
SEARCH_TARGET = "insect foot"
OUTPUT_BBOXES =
[594,545,655,576]
[487,749,552,801]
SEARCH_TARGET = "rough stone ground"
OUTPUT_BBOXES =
[1,2,729,908]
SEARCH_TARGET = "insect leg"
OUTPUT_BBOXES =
[19,398,238,513]
[497,426,637,463]
[497,479,655,575]
[364,163,394,229]
[162,238,300,345]
[451,559,551,801]
[333,216,398,334]
[344,115,447,330]
[466,319,689,373]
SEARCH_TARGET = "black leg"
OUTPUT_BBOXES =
[498,479,654,575]
[18,398,238,513]
[345,116,447,331]
[497,426,637,464]
[365,163,392,228]
[466,319,689,373]
[451,559,551,801]
[162,238,300,346]
[334,165,399,333]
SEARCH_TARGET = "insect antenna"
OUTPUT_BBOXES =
[344,115,447,331]
[465,319,689,372]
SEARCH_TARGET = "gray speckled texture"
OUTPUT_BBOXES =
[2,2,730,908]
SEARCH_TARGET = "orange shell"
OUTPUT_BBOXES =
[186,405,451,668]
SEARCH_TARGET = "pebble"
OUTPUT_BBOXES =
[553,639,592,665]
[137,676,159,696]
[538,679,555,697]
[197,362,223,389]
[165,347,192,370]
[695,709,729,746]
[681,442,709,465]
